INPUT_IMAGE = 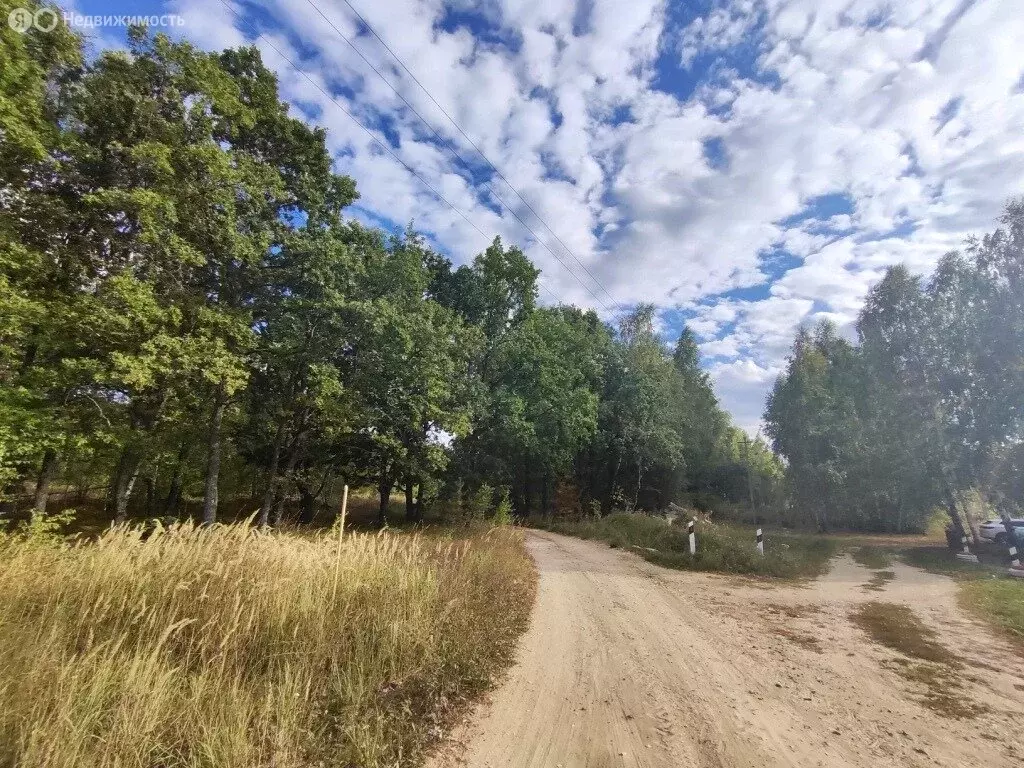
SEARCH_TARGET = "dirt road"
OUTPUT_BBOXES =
[430,530,1024,768]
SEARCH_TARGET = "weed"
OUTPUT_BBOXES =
[960,579,1024,641]
[900,547,1001,578]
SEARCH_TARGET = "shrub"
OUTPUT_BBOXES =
[540,512,836,578]
[492,489,514,526]
[469,483,494,520]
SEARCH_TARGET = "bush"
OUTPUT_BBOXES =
[540,512,836,578]
[491,489,514,526]
[469,483,494,521]
[0,522,535,767]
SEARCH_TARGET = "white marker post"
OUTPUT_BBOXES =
[688,519,696,555]
[756,528,764,555]
[955,530,979,563]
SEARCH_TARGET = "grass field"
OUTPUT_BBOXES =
[899,546,1024,643]
[0,521,535,768]
[538,513,837,578]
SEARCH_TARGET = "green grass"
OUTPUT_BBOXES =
[0,521,536,768]
[539,513,837,579]
[850,545,894,570]
[900,546,1002,577]
[899,546,1024,649]
[960,579,1024,641]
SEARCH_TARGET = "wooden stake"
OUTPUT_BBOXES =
[331,484,349,602]
[339,484,349,539]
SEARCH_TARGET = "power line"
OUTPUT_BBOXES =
[214,0,561,304]
[336,0,618,307]
[302,0,616,311]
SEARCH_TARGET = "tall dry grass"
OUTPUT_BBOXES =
[0,522,535,768]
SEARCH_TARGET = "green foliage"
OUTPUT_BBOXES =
[464,483,492,521]
[767,213,1024,534]
[9,508,77,544]
[0,22,783,533]
[492,489,514,526]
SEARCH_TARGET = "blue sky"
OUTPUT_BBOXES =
[63,0,1024,432]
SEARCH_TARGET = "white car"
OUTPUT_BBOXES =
[978,518,1024,545]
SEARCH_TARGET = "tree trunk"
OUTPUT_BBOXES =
[201,385,227,526]
[522,457,533,517]
[541,471,551,520]
[258,420,286,526]
[110,450,142,524]
[271,443,302,527]
[634,461,643,510]
[515,457,528,516]
[602,450,621,516]
[414,480,425,522]
[377,469,392,528]
[32,449,59,519]
[297,482,316,525]
[164,442,189,517]
[942,485,971,545]
[404,477,416,523]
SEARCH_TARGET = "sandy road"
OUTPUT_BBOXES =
[430,530,1024,768]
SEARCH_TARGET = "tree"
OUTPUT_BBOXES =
[348,231,482,526]
[766,200,1024,532]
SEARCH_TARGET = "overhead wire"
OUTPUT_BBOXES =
[334,0,619,306]
[300,0,615,311]
[214,0,562,303]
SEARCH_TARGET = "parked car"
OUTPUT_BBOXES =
[978,518,1024,545]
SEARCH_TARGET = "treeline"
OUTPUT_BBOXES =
[765,202,1024,533]
[0,17,772,526]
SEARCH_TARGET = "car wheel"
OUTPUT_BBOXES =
[995,532,1007,546]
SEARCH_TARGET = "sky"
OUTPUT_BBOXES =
[64,0,1024,433]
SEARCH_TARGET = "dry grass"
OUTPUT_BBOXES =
[0,522,535,768]
[862,570,896,592]
[851,601,957,665]
[851,601,985,719]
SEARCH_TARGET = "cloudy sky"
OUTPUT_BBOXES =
[69,0,1024,432]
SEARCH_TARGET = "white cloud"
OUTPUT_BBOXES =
[164,0,1024,432]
